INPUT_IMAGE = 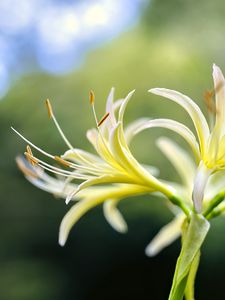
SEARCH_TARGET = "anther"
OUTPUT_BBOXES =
[45,99,53,118]
[24,151,38,166]
[97,112,110,127]
[89,90,95,105]
[54,156,71,167]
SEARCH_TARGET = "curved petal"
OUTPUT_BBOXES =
[145,214,185,257]
[192,161,212,213]
[65,174,135,204]
[103,199,128,233]
[110,123,175,197]
[60,184,152,246]
[105,87,116,127]
[149,88,210,155]
[109,122,159,187]
[134,118,200,160]
[118,90,135,122]
[213,64,225,134]
[124,118,149,145]
[59,197,103,246]
[157,137,195,191]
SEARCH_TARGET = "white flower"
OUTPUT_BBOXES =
[14,88,182,246]
[148,64,225,213]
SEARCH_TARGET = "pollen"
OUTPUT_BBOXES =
[54,156,71,167]
[89,90,95,105]
[204,81,224,115]
[45,99,53,118]
[24,148,39,166]
[97,112,110,127]
[204,90,216,114]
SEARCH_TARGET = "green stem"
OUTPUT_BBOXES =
[168,213,210,300]
[203,189,225,218]
[184,251,200,300]
[169,195,191,217]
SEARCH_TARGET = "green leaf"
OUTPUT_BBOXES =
[168,213,210,300]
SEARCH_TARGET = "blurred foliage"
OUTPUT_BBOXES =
[1,0,225,299]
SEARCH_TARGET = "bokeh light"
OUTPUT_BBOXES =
[0,0,146,97]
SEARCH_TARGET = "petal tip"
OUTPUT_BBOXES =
[145,244,157,257]
[58,235,66,247]
[212,63,223,77]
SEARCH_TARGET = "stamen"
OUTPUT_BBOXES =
[12,127,55,159]
[44,100,94,167]
[27,153,91,179]
[90,99,99,127]
[97,112,110,127]
[89,90,95,104]
[26,145,33,157]
[24,151,39,166]
[45,99,53,118]
[54,156,72,167]
[44,101,74,150]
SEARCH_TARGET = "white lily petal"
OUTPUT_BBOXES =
[60,184,152,246]
[157,137,195,190]
[110,122,159,187]
[103,199,128,233]
[205,170,225,201]
[192,161,212,213]
[86,128,98,149]
[118,90,135,123]
[149,88,210,155]
[145,214,185,257]
[59,197,104,246]
[213,64,225,134]
[134,118,200,160]
[124,118,149,145]
[105,87,116,127]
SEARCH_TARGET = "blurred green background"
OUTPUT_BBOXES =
[1,0,225,299]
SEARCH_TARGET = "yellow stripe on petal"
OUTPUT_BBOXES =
[109,123,173,196]
[149,88,210,156]
[65,174,135,204]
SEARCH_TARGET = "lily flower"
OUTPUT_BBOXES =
[148,64,225,213]
[14,88,184,246]
[145,135,225,256]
